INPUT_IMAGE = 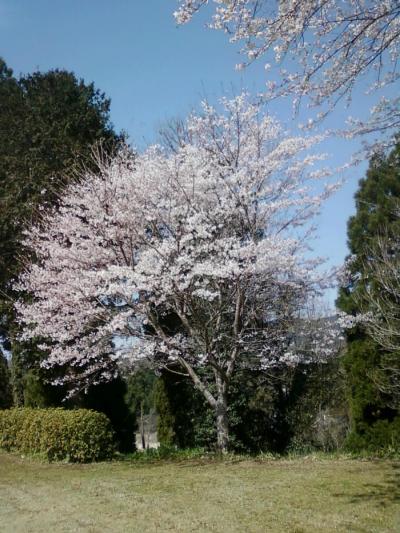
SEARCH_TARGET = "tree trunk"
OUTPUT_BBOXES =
[215,399,229,453]
[215,374,229,453]
[140,400,146,450]
[176,356,230,453]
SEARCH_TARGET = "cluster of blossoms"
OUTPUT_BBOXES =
[16,95,340,445]
[175,0,400,150]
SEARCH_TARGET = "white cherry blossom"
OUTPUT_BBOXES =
[16,95,340,451]
[175,0,400,151]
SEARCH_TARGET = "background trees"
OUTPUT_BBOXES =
[15,94,339,451]
[337,140,400,449]
[0,58,121,405]
[344,143,400,410]
[153,340,347,454]
[356,234,400,407]
[0,59,136,451]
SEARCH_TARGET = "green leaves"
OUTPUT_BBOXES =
[0,408,115,462]
[0,58,121,402]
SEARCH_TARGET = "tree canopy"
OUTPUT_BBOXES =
[15,95,339,450]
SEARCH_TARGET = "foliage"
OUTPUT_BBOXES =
[287,356,348,452]
[175,0,400,150]
[125,365,157,417]
[153,376,177,447]
[0,353,12,409]
[15,94,339,451]
[338,141,400,443]
[0,57,121,404]
[0,408,115,462]
[0,58,119,296]
[23,369,65,408]
[80,378,136,453]
[346,417,400,454]
[155,357,347,453]
[350,232,400,407]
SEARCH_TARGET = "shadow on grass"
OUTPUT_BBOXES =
[332,463,400,508]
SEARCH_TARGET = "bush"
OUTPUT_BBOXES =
[345,417,400,454]
[0,408,115,462]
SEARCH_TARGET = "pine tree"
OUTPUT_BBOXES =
[337,141,400,448]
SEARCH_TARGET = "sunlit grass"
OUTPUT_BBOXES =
[1,452,399,532]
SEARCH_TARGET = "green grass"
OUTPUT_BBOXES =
[1,452,399,532]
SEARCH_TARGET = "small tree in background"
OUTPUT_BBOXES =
[16,95,339,452]
[153,376,177,448]
[125,366,157,449]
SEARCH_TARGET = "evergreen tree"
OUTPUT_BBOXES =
[337,141,400,448]
[0,58,122,403]
[153,375,178,447]
[125,366,157,418]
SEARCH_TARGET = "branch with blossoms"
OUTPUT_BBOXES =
[174,0,400,152]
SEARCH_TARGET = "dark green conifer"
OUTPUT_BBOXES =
[337,141,400,448]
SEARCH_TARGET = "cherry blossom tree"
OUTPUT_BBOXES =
[174,0,400,150]
[15,95,338,451]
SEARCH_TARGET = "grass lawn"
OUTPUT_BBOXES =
[0,453,399,532]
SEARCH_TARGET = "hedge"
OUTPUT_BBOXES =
[0,408,115,462]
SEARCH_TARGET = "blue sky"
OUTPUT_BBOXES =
[1,0,393,305]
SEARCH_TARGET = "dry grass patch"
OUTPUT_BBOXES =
[0,452,399,532]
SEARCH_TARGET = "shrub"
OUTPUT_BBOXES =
[345,417,400,454]
[0,408,115,462]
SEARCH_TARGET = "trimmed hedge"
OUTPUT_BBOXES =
[0,408,115,462]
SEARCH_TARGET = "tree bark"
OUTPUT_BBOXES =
[215,399,229,453]
[215,373,229,453]
[176,356,230,452]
